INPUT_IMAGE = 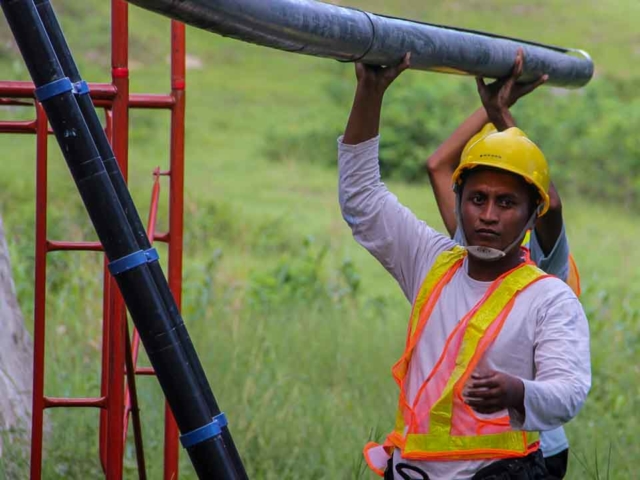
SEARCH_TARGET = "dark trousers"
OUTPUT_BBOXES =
[471,450,549,479]
[544,449,568,480]
[385,451,550,480]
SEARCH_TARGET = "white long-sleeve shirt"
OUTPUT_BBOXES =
[338,136,591,480]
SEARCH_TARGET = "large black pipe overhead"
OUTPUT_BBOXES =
[126,0,594,88]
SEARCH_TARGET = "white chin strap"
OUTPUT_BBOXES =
[455,193,541,262]
[465,245,507,261]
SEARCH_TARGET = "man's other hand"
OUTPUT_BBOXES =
[463,369,525,415]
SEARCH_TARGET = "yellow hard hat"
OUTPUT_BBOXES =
[453,126,551,216]
[460,122,498,160]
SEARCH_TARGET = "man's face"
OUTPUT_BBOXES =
[460,168,533,251]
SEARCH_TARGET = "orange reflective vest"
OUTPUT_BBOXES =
[364,246,549,476]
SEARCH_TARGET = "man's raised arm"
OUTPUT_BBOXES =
[339,54,456,301]
[342,54,411,145]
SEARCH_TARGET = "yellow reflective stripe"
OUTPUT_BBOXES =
[429,265,544,437]
[394,247,465,381]
[404,430,539,455]
[394,246,466,431]
[409,246,466,338]
[394,408,404,434]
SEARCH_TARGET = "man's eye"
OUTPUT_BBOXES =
[471,195,484,204]
[498,199,514,208]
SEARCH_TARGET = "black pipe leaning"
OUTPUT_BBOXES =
[125,0,594,88]
[31,1,248,477]
[0,0,244,478]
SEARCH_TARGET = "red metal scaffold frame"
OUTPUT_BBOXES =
[0,1,187,478]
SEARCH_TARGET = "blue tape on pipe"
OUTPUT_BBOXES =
[35,77,73,102]
[73,80,90,95]
[145,248,159,262]
[108,248,159,276]
[108,250,147,276]
[214,412,228,428]
[180,419,222,449]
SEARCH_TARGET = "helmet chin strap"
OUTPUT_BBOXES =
[455,193,541,262]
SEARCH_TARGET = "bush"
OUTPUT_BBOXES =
[514,81,640,207]
[264,69,640,207]
[248,236,360,308]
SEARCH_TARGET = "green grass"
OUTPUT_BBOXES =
[0,1,639,479]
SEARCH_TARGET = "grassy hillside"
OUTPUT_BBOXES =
[0,1,638,479]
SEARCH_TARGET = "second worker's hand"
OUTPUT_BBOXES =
[475,48,548,131]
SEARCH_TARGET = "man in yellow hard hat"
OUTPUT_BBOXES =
[427,49,580,297]
[337,52,591,479]
[426,50,580,478]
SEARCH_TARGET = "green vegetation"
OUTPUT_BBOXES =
[0,1,638,479]
[269,72,640,207]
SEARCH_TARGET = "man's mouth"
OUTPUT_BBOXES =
[475,228,499,237]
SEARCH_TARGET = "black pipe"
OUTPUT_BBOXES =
[125,0,594,88]
[0,0,242,478]
[32,1,248,476]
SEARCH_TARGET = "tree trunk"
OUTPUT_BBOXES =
[0,215,33,458]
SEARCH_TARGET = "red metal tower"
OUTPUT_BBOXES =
[0,1,187,478]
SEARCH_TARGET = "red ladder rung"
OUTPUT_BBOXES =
[46,240,103,252]
[44,396,108,409]
[154,232,170,243]
[0,120,37,133]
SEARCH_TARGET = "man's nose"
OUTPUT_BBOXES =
[479,201,499,223]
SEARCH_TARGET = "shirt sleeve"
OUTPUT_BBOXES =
[510,290,591,431]
[529,226,570,281]
[338,136,455,302]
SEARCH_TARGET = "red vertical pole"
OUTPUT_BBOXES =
[30,101,49,480]
[163,19,187,480]
[99,265,112,473]
[99,109,114,473]
[106,1,130,479]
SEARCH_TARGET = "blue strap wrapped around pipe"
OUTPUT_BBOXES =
[73,80,90,95]
[108,248,159,276]
[35,77,73,101]
[180,413,229,449]
[125,0,593,88]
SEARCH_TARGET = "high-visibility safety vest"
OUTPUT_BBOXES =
[364,246,550,476]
